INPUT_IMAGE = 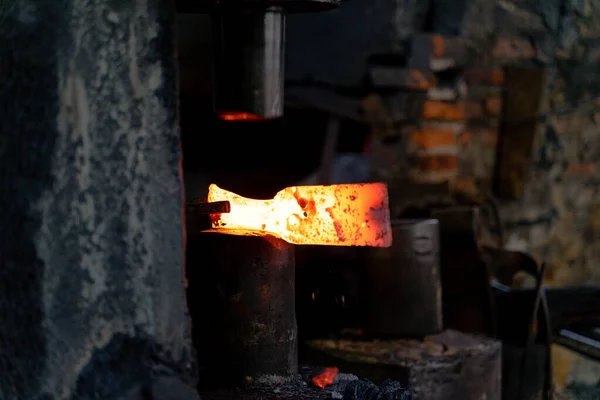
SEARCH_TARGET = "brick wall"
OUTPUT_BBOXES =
[369,0,600,289]
[365,1,600,392]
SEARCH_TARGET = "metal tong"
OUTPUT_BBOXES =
[186,200,231,215]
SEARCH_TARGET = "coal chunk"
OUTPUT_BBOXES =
[343,379,413,400]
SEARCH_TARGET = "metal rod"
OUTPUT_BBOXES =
[186,200,231,214]
[517,260,549,400]
[556,329,600,362]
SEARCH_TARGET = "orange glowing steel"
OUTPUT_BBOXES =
[312,367,339,389]
[218,111,264,121]
[207,183,392,247]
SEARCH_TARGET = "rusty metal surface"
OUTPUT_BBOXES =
[186,233,297,389]
[361,219,442,337]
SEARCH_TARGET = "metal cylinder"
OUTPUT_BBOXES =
[186,232,297,388]
[211,7,285,120]
[362,219,442,337]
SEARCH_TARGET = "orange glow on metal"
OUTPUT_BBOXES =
[218,111,264,121]
[206,183,392,247]
[312,367,339,389]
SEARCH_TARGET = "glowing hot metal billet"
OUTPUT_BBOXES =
[206,183,392,248]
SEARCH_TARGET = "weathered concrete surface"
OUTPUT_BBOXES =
[0,0,197,399]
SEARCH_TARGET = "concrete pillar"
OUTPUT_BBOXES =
[0,1,198,399]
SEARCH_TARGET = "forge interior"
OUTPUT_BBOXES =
[2,0,600,400]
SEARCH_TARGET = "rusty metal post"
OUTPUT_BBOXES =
[362,219,442,337]
[186,232,297,388]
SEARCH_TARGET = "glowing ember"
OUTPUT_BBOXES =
[312,367,339,389]
[218,111,264,121]
[206,183,392,247]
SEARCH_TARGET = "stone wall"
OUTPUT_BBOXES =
[473,0,600,289]
[0,1,198,399]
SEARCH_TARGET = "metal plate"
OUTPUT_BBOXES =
[177,0,340,13]
[362,219,442,337]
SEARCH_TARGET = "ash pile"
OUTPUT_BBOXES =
[301,366,414,400]
[200,367,413,400]
[320,375,414,400]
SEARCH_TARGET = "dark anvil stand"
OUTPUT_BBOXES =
[186,232,298,389]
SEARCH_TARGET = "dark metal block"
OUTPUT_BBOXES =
[362,219,442,337]
[187,233,297,388]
